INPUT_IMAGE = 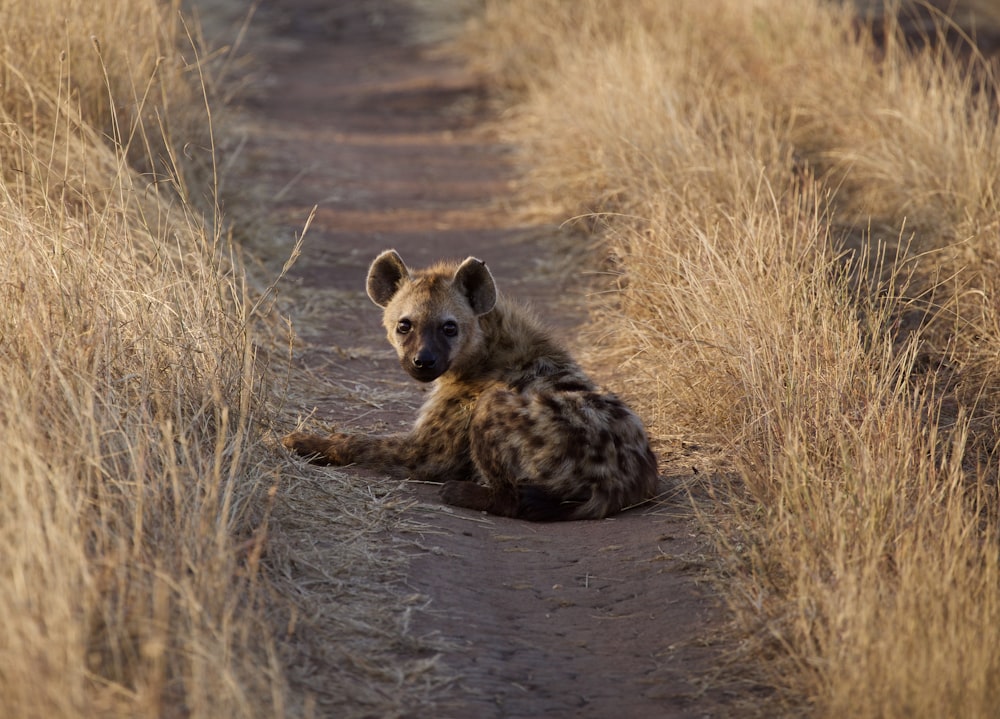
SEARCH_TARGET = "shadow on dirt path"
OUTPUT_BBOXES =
[237,1,742,716]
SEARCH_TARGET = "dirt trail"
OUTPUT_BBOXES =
[238,1,739,716]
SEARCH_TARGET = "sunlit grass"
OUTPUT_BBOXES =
[458,0,1000,714]
[0,0,284,715]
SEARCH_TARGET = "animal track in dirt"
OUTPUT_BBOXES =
[238,1,742,716]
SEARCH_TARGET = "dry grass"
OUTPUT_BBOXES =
[0,0,291,716]
[0,1,453,717]
[453,0,1000,715]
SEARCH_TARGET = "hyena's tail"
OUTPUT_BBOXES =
[515,485,583,521]
[517,484,620,521]
[518,469,660,521]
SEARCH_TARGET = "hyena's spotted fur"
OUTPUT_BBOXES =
[282,249,660,521]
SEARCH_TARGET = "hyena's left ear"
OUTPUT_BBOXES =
[367,250,410,307]
[453,257,497,316]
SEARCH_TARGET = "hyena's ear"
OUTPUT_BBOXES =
[453,257,497,316]
[367,250,410,307]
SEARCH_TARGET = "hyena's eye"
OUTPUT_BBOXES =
[396,319,412,334]
[441,320,458,337]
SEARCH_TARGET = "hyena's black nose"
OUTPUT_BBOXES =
[413,351,437,370]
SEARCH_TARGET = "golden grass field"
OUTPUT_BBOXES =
[454,0,1000,715]
[6,0,1000,716]
[0,0,292,715]
[0,1,448,716]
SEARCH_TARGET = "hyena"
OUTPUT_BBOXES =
[282,249,660,521]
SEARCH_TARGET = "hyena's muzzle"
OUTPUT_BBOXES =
[397,322,456,382]
[397,327,451,382]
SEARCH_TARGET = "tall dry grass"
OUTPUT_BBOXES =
[457,0,1000,715]
[0,0,285,715]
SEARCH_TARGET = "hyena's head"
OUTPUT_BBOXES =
[366,249,497,383]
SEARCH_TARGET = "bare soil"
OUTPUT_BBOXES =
[235,1,746,716]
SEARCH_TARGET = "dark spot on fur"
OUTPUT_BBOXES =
[408,446,430,469]
[565,424,590,452]
[609,402,633,422]
[588,429,612,464]
[617,450,635,477]
[540,393,564,418]
[520,357,555,376]
[511,374,532,392]
[553,379,591,393]
[515,415,539,438]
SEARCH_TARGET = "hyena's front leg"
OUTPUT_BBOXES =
[283,420,478,484]
[281,430,409,470]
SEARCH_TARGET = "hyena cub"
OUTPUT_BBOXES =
[282,249,660,521]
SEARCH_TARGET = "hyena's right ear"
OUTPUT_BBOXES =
[367,250,410,307]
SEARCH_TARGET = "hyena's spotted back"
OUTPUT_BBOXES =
[283,249,660,520]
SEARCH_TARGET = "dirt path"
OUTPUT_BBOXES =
[235,1,739,716]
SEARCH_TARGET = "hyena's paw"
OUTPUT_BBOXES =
[281,431,344,465]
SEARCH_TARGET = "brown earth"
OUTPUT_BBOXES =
[229,1,749,716]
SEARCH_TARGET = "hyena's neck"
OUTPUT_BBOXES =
[456,297,583,384]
